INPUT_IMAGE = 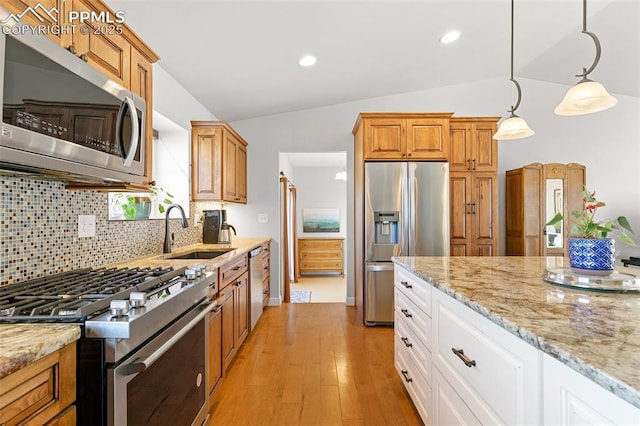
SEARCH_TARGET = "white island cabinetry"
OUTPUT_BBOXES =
[394,260,640,425]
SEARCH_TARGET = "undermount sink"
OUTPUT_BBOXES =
[168,249,235,260]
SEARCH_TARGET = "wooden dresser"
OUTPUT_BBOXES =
[298,238,344,276]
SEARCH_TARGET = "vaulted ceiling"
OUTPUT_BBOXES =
[107,0,639,121]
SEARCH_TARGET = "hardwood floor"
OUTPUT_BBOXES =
[209,303,423,425]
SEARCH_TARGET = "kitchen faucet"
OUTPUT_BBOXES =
[163,204,189,253]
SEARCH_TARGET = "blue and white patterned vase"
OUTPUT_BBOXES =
[568,237,615,275]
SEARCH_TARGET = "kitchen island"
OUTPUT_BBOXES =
[393,255,640,425]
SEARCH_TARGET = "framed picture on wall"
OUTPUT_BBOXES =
[302,208,340,233]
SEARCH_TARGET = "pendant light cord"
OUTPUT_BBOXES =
[508,0,523,115]
[578,0,602,79]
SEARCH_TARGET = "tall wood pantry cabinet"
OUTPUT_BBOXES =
[505,163,586,256]
[191,121,248,203]
[448,117,499,256]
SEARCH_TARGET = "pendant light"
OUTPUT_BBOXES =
[493,0,534,140]
[555,0,617,115]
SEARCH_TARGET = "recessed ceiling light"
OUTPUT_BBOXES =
[299,55,317,67]
[439,30,461,44]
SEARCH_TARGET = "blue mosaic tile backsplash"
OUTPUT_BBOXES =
[0,175,203,286]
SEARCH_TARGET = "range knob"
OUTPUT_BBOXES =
[129,292,147,308]
[194,265,206,277]
[110,300,130,317]
[185,269,197,280]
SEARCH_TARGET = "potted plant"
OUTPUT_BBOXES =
[546,188,636,275]
[110,184,174,220]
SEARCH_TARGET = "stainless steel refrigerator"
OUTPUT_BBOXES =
[364,162,449,325]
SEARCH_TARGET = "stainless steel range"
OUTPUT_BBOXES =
[0,265,218,426]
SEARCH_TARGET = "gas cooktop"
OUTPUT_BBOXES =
[0,266,185,322]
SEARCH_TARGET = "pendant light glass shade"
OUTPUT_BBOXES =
[493,114,535,140]
[495,0,533,141]
[555,0,616,116]
[554,79,617,116]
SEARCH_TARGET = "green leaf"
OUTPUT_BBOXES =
[163,199,172,205]
[158,205,166,214]
[619,234,637,247]
[544,212,563,227]
[571,210,581,218]
[166,192,174,198]
[616,216,634,234]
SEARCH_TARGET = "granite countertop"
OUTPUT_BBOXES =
[0,324,81,379]
[392,256,640,409]
[0,237,270,381]
[104,237,270,271]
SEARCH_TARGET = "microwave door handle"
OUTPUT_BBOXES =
[116,96,140,167]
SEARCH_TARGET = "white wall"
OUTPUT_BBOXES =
[230,77,640,303]
[295,166,347,239]
[153,64,217,129]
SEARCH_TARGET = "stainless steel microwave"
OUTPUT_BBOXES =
[0,24,146,184]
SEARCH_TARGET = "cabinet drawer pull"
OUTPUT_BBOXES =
[472,159,476,170]
[401,336,413,348]
[400,308,412,318]
[400,281,412,289]
[452,348,476,368]
[232,266,242,271]
[467,159,471,170]
[401,369,413,383]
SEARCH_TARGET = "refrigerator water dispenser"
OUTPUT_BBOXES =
[374,211,399,244]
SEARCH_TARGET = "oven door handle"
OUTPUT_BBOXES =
[122,301,214,376]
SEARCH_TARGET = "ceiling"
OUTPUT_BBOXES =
[283,152,347,167]
[106,0,640,122]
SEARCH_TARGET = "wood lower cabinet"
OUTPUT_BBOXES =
[207,305,223,398]
[218,254,249,372]
[260,242,271,306]
[450,172,497,256]
[191,121,248,203]
[298,238,344,276]
[0,342,76,426]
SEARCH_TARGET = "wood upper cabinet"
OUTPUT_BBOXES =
[449,118,499,172]
[69,0,130,87]
[191,125,223,201]
[191,121,248,204]
[357,113,453,160]
[129,47,154,183]
[2,0,70,46]
[450,171,497,256]
[223,132,248,203]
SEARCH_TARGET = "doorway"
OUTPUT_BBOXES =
[278,152,348,303]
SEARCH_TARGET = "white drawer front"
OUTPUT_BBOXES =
[433,292,539,425]
[395,288,430,349]
[395,312,431,387]
[395,338,431,425]
[395,265,431,316]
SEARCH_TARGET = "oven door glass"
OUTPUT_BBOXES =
[111,306,208,426]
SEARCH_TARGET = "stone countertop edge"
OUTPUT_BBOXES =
[0,324,81,380]
[392,256,640,409]
[0,238,270,381]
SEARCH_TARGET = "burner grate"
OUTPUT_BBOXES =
[0,266,180,322]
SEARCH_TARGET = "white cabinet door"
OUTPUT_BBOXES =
[543,354,640,425]
[432,290,540,425]
[432,367,481,426]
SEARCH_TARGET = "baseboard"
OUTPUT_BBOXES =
[267,296,282,306]
[345,297,355,306]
